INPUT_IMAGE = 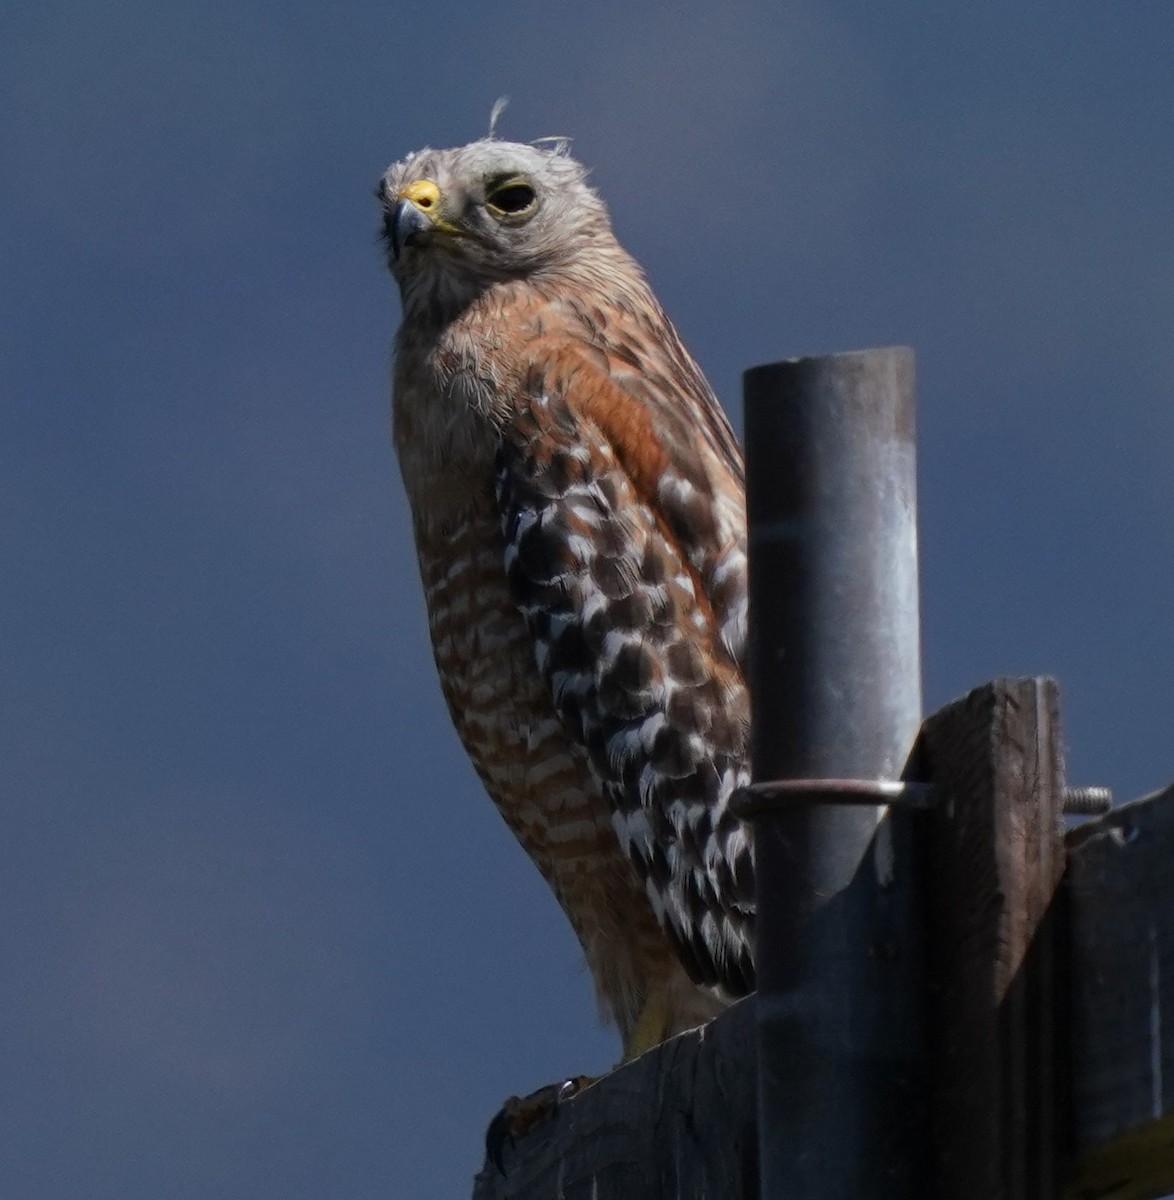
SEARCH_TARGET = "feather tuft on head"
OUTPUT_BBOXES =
[487,96,510,139]
[532,135,573,158]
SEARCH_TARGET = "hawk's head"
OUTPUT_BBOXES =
[378,139,615,314]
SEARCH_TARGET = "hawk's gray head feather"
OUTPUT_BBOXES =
[378,139,616,317]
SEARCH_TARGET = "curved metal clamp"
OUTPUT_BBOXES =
[730,778,936,820]
[731,778,1113,820]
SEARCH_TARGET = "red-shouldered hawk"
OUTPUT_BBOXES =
[379,136,754,1061]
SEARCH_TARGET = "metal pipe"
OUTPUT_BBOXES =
[742,346,927,1198]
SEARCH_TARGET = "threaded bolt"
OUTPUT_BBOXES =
[1063,786,1113,816]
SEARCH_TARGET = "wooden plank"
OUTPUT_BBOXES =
[1065,783,1174,1200]
[912,677,1067,1198]
[471,996,757,1199]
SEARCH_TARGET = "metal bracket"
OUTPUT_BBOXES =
[732,779,1112,819]
[731,778,935,818]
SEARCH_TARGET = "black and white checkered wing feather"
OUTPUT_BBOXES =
[495,382,755,997]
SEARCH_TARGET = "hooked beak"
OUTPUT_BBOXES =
[389,199,434,261]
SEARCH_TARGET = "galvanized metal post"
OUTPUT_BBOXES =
[740,347,927,1197]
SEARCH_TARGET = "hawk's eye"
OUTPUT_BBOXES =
[485,177,537,217]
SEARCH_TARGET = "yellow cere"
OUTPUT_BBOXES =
[397,179,441,211]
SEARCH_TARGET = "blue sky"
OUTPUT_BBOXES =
[2,2,1172,1196]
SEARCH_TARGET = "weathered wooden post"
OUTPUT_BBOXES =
[737,347,928,1197]
[914,677,1067,1197]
